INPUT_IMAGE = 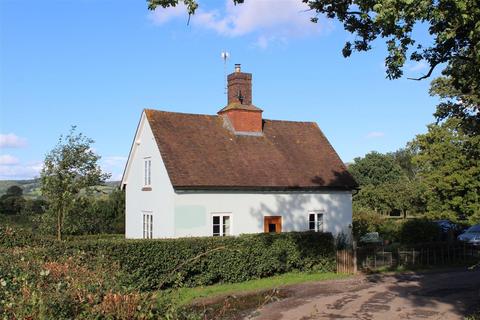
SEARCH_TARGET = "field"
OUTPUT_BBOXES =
[0,179,120,198]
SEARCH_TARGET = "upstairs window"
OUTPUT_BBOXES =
[144,158,151,186]
[212,213,231,236]
[309,211,324,232]
[143,213,153,239]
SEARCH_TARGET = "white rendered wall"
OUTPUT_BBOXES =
[124,113,353,239]
[124,113,175,239]
[173,191,352,237]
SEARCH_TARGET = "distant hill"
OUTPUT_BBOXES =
[0,179,120,198]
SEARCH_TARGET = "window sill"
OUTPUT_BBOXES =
[141,187,152,191]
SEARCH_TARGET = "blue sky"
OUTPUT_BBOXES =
[0,0,439,181]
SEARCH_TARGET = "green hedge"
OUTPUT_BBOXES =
[1,227,335,291]
[0,225,55,248]
[68,232,335,290]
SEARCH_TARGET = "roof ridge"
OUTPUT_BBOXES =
[145,109,319,125]
[263,118,317,124]
[144,108,217,118]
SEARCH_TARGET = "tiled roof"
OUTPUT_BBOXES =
[218,103,263,113]
[145,109,358,190]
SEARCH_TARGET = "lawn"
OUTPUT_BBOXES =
[176,271,351,305]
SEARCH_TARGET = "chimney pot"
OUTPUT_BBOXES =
[235,64,241,73]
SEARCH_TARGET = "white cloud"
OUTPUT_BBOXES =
[150,0,327,47]
[0,161,43,180]
[366,131,385,139]
[0,154,20,165]
[0,133,27,148]
[101,156,127,181]
[408,60,429,72]
[149,2,189,25]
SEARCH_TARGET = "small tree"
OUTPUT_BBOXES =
[40,126,110,240]
[0,186,25,215]
[6,185,23,197]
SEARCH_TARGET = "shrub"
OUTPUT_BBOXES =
[377,219,402,243]
[352,211,386,239]
[39,231,335,291]
[399,219,441,244]
[37,190,125,236]
[0,225,55,248]
[2,225,335,291]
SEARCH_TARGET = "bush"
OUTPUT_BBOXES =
[352,211,386,240]
[42,232,335,291]
[2,225,335,291]
[377,219,402,243]
[37,190,125,236]
[0,225,55,248]
[399,219,441,244]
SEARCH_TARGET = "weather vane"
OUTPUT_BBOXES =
[221,50,230,95]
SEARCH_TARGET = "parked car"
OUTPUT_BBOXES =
[434,219,464,241]
[457,224,480,246]
[359,232,383,245]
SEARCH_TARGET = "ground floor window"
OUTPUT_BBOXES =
[143,213,153,239]
[212,213,231,236]
[309,211,324,232]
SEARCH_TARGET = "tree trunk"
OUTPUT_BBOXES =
[57,209,63,241]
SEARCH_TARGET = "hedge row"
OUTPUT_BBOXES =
[1,227,335,290]
[0,226,55,248]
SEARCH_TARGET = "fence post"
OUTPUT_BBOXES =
[353,242,357,274]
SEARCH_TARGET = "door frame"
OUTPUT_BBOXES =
[263,216,282,233]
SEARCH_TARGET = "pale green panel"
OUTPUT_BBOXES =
[174,205,206,229]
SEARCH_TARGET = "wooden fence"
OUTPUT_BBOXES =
[336,249,356,274]
[337,244,480,273]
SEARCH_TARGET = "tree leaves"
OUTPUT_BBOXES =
[40,126,111,240]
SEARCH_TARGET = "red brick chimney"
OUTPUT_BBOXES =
[218,64,263,133]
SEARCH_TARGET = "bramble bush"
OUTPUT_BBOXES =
[0,227,335,319]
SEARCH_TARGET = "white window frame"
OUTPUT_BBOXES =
[144,157,151,186]
[142,212,153,239]
[308,210,324,232]
[211,213,232,237]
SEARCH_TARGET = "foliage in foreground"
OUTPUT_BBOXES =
[0,227,335,291]
[0,227,335,319]
[0,246,197,320]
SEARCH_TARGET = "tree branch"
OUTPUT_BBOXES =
[407,61,439,81]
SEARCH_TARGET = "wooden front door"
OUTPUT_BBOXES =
[264,216,282,233]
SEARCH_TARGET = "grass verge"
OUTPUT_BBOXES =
[176,272,351,305]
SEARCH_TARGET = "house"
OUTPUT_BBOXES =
[121,64,358,239]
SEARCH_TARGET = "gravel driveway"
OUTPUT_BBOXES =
[248,269,480,320]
